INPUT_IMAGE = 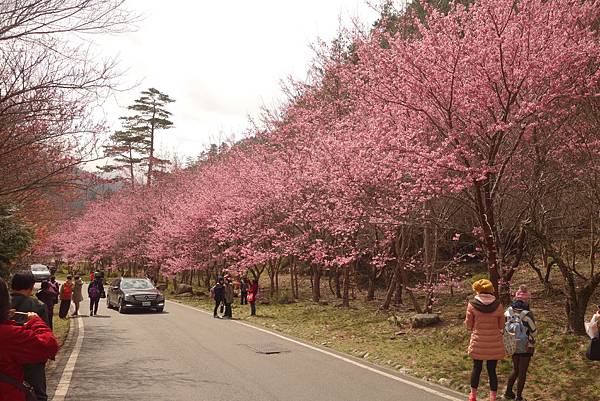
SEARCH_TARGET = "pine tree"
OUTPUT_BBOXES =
[98,121,146,188]
[125,88,175,186]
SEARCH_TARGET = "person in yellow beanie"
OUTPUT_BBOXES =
[472,279,495,295]
[465,278,505,401]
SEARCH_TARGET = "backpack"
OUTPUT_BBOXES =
[504,308,530,355]
[89,283,100,299]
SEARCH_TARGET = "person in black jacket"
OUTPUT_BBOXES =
[11,270,51,401]
[36,281,55,330]
[212,277,225,318]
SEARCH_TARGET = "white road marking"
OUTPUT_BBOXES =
[52,316,85,401]
[167,300,463,401]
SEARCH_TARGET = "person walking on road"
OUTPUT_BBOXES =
[248,279,259,316]
[58,276,73,319]
[211,276,225,318]
[0,277,59,401]
[36,282,55,330]
[72,276,84,316]
[240,277,248,305]
[504,285,536,401]
[465,278,504,401]
[223,276,234,319]
[9,271,53,401]
[88,276,103,316]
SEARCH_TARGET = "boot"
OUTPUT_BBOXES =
[490,391,497,401]
[469,388,477,401]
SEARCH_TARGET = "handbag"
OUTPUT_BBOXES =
[0,373,38,401]
[586,336,600,361]
[247,292,255,303]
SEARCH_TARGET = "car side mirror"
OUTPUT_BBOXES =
[111,286,119,290]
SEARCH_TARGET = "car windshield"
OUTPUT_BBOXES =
[120,279,154,290]
[31,265,48,272]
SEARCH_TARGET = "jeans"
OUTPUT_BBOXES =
[224,302,232,318]
[250,302,256,316]
[90,297,100,315]
[240,291,247,305]
[24,362,47,401]
[471,360,498,392]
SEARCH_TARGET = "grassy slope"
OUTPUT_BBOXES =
[169,269,600,401]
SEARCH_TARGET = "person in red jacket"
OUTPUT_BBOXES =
[0,278,59,401]
[248,279,259,316]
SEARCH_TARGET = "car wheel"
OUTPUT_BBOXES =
[106,297,112,309]
[118,298,127,314]
[156,307,164,313]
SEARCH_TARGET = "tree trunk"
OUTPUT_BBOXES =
[312,265,322,302]
[381,262,399,310]
[293,260,299,299]
[366,265,376,301]
[334,268,342,298]
[342,263,351,307]
[394,276,403,306]
[147,107,156,186]
[527,226,600,335]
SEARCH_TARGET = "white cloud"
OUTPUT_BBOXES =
[91,0,379,159]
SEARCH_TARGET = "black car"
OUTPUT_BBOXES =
[106,277,165,313]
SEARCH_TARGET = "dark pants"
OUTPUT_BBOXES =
[250,302,256,316]
[224,302,232,318]
[506,354,532,397]
[47,312,53,331]
[24,362,47,401]
[240,291,247,305]
[213,298,223,317]
[471,360,498,392]
[90,297,100,315]
[58,299,71,318]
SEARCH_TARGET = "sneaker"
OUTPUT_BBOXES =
[503,392,516,400]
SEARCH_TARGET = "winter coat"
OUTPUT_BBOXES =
[87,279,103,299]
[240,281,248,293]
[465,293,505,361]
[0,317,58,401]
[212,283,225,301]
[48,281,59,303]
[35,290,55,317]
[224,283,234,304]
[248,282,259,302]
[72,279,84,303]
[11,294,50,327]
[59,281,73,301]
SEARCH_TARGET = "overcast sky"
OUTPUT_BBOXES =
[92,0,380,162]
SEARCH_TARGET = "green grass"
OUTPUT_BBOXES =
[169,270,600,401]
[52,314,70,346]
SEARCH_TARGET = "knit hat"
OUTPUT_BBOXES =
[514,284,531,302]
[472,278,494,295]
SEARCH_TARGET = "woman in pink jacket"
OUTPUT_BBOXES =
[465,279,505,401]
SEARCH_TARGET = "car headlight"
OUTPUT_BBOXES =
[124,294,134,301]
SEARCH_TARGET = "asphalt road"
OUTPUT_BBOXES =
[53,296,463,401]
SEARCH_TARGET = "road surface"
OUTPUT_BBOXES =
[49,296,464,401]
